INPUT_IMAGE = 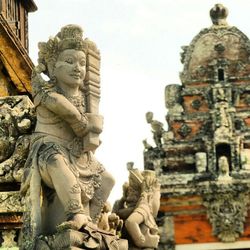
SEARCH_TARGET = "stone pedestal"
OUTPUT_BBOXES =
[35,227,128,250]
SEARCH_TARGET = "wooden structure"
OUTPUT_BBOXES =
[0,0,36,96]
[144,4,250,250]
[0,0,36,248]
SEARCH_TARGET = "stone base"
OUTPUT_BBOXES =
[36,227,128,250]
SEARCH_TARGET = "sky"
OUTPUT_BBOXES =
[28,0,250,203]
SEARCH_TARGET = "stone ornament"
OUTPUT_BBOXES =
[114,167,161,249]
[0,191,23,213]
[2,230,17,248]
[165,84,183,116]
[210,4,228,26]
[20,25,121,250]
[0,96,35,183]
[180,4,250,84]
[203,190,249,242]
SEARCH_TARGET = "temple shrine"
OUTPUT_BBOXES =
[144,4,250,250]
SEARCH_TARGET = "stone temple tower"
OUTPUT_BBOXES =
[144,4,250,250]
[0,0,36,248]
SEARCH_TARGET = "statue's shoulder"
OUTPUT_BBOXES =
[33,82,58,108]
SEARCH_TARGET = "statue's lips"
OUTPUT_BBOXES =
[70,74,81,79]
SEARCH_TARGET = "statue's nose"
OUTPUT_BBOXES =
[73,63,81,72]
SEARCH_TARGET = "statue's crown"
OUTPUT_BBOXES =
[57,24,83,41]
[127,166,160,192]
[128,168,143,189]
[37,24,88,77]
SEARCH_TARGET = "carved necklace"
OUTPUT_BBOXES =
[57,87,86,115]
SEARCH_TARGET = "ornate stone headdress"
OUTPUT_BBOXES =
[141,170,160,193]
[128,168,143,191]
[128,168,160,193]
[37,24,89,77]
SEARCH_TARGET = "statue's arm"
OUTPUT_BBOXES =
[125,212,145,247]
[115,206,134,220]
[38,91,88,137]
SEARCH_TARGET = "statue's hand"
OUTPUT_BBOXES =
[142,228,160,248]
[85,113,103,134]
[132,232,145,248]
[135,229,160,249]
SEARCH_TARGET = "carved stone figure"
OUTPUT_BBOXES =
[20,25,116,249]
[203,190,249,242]
[195,152,207,173]
[114,168,161,249]
[241,148,250,170]
[146,112,164,148]
[218,156,231,181]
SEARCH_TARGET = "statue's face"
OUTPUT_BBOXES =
[54,49,86,89]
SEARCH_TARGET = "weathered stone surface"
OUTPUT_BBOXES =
[0,191,24,213]
[203,188,250,242]
[144,4,250,246]
[0,95,35,183]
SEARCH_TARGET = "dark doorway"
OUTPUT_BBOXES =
[218,68,225,81]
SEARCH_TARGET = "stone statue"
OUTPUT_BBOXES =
[20,25,116,248]
[218,156,232,181]
[241,149,250,170]
[146,112,164,148]
[114,168,161,249]
[195,152,207,173]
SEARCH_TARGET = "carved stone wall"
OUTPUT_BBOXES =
[0,95,35,248]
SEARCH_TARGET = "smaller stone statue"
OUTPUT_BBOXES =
[195,152,207,173]
[98,202,112,231]
[218,156,232,181]
[114,167,161,249]
[213,102,234,143]
[146,112,164,148]
[241,149,250,170]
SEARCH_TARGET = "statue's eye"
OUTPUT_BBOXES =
[65,58,73,64]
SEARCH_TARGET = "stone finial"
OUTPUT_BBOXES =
[210,4,228,26]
